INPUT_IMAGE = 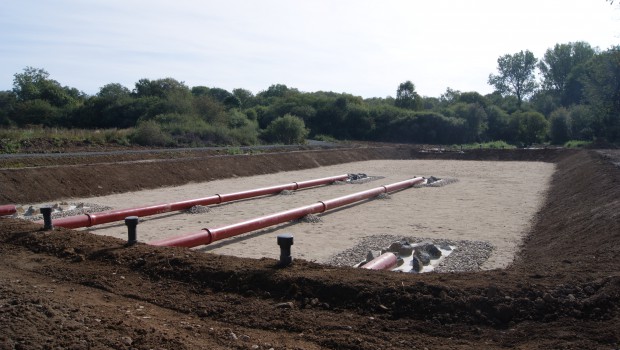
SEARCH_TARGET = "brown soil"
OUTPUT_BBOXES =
[1,147,619,349]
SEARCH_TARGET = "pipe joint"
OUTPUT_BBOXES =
[202,228,214,245]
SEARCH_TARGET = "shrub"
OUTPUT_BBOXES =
[131,120,173,146]
[261,114,309,144]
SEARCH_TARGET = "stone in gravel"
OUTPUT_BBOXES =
[24,206,36,216]
[419,242,442,259]
[414,250,431,265]
[410,257,422,272]
[366,250,377,262]
[398,244,414,257]
[279,190,294,195]
[187,205,210,214]
[438,243,452,251]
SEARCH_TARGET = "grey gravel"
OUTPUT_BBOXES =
[18,202,114,221]
[324,234,493,273]
[348,175,385,184]
[300,214,322,223]
[186,205,211,214]
[414,177,459,188]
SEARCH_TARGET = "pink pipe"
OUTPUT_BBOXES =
[49,174,349,229]
[0,205,16,216]
[151,177,424,247]
[362,252,398,270]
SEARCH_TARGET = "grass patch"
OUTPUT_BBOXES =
[453,141,516,150]
[564,140,592,148]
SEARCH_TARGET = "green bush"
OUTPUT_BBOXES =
[261,114,309,144]
[564,140,592,148]
[131,120,173,146]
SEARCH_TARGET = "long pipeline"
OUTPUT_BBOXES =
[49,174,349,229]
[0,204,16,216]
[150,176,425,248]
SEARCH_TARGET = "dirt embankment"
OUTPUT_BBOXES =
[0,146,571,204]
[0,148,618,349]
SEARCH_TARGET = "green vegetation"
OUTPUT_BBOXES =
[455,141,517,150]
[564,140,592,148]
[1,41,618,152]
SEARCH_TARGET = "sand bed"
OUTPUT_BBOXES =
[58,160,554,270]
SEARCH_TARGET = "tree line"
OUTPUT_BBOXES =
[0,41,618,147]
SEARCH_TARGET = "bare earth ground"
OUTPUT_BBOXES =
[55,160,554,270]
[1,147,619,349]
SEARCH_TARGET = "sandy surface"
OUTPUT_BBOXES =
[58,160,555,270]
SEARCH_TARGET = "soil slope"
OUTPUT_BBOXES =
[1,148,619,349]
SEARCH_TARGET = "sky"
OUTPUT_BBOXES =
[0,0,618,99]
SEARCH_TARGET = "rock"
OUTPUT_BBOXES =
[24,206,36,216]
[387,240,411,255]
[414,250,431,265]
[438,243,452,251]
[398,244,414,257]
[121,336,133,346]
[410,257,422,272]
[366,250,376,262]
[275,302,294,309]
[419,242,442,259]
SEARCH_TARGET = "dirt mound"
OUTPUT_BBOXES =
[1,148,619,349]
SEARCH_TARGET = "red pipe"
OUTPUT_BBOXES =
[361,252,398,270]
[150,176,424,248]
[49,174,349,229]
[0,205,16,216]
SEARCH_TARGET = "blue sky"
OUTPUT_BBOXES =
[1,0,618,98]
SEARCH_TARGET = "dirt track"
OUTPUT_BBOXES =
[1,147,619,349]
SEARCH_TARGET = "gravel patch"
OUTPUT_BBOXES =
[299,214,322,223]
[18,202,114,221]
[324,234,493,273]
[414,177,459,188]
[186,205,211,214]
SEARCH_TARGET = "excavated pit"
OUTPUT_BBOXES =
[1,148,619,349]
[20,159,554,271]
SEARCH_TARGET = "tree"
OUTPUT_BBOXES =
[488,50,538,108]
[232,88,255,108]
[134,78,190,99]
[98,83,131,100]
[394,81,422,110]
[548,108,572,144]
[539,42,595,92]
[538,42,595,106]
[486,105,513,142]
[510,111,549,146]
[582,47,620,142]
[449,103,488,142]
[13,67,80,108]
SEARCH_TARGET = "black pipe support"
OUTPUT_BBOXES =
[40,206,53,230]
[277,233,294,267]
[125,216,139,245]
